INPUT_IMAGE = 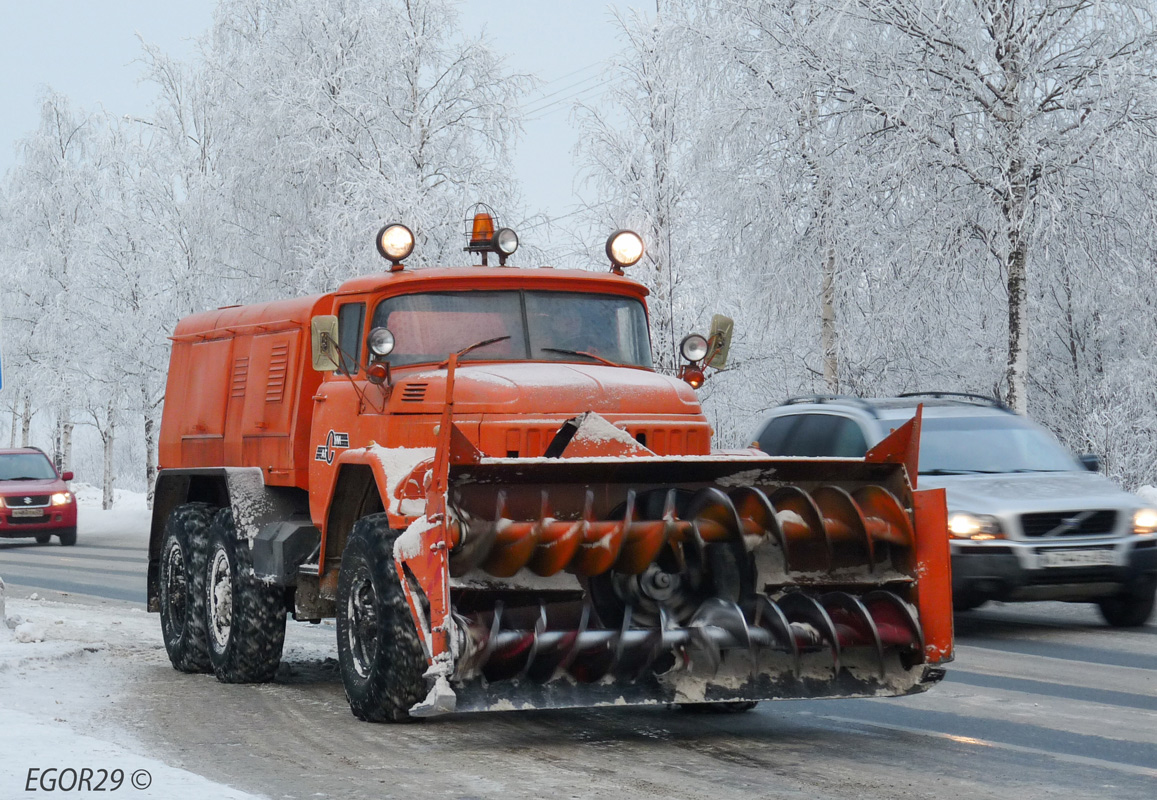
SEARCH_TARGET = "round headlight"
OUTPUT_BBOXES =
[606,230,644,268]
[376,223,415,263]
[494,227,519,256]
[368,327,396,358]
[680,333,709,362]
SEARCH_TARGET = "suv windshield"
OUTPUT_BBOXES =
[0,453,57,481]
[371,290,653,368]
[919,416,1081,474]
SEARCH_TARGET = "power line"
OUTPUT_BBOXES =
[523,78,624,123]
[522,74,606,116]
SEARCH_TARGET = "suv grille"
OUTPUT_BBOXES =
[2,495,50,507]
[1020,510,1117,538]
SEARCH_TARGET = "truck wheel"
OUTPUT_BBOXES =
[58,527,77,546]
[159,503,214,673]
[336,514,428,722]
[1097,585,1156,628]
[205,508,286,683]
[35,534,51,544]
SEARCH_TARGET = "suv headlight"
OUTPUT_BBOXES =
[948,512,1004,540]
[51,492,73,506]
[1134,508,1157,535]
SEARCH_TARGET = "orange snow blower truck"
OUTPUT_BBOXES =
[147,213,953,721]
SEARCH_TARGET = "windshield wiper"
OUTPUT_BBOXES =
[920,469,1001,475]
[541,347,621,367]
[5,476,44,481]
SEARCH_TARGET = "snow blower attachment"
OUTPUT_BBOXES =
[393,365,951,717]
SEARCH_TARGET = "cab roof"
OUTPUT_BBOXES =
[334,266,650,298]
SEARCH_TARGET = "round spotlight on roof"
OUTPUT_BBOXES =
[376,223,415,268]
[495,227,519,256]
[606,229,644,273]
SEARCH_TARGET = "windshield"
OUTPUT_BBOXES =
[371,290,652,368]
[0,453,57,481]
[918,416,1081,474]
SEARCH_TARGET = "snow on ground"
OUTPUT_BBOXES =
[1138,485,1157,506]
[0,489,272,799]
[71,482,153,540]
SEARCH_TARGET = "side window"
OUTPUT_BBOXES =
[756,415,801,454]
[829,418,869,457]
[337,302,366,375]
[782,414,869,457]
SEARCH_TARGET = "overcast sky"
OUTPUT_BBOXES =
[0,0,648,229]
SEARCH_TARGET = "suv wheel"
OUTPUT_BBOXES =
[1097,585,1155,628]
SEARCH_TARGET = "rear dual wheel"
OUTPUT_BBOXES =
[159,503,215,673]
[204,508,287,683]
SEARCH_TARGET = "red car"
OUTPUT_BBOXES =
[0,447,77,545]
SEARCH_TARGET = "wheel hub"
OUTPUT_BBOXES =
[207,547,233,651]
[346,567,381,679]
[163,542,188,626]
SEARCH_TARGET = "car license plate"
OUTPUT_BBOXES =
[1038,549,1115,568]
[11,508,44,518]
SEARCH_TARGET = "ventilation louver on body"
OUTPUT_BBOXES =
[401,383,428,402]
[231,358,249,398]
[266,343,289,403]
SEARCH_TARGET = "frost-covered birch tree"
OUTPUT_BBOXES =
[576,5,726,371]
[1,93,102,469]
[205,0,529,292]
[825,0,1157,413]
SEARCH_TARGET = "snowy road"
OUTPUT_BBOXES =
[2,499,1156,799]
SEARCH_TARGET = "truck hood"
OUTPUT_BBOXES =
[392,362,703,417]
[918,470,1143,515]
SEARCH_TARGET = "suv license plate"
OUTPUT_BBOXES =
[1039,549,1115,568]
[10,508,45,518]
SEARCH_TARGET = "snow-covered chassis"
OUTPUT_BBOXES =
[146,218,953,721]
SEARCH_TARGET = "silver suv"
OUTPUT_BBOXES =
[749,393,1157,626]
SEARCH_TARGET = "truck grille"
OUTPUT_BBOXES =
[1020,510,1117,538]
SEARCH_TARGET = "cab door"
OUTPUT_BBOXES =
[309,298,375,525]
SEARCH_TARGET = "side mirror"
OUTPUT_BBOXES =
[61,471,74,482]
[1079,454,1101,472]
[310,315,341,371]
[706,314,734,369]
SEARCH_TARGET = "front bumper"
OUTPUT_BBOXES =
[0,503,78,538]
[951,536,1157,603]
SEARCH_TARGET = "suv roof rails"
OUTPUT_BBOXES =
[780,394,881,418]
[895,391,1011,411]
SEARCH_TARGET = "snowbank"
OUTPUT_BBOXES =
[0,580,270,799]
[2,709,264,799]
[69,483,152,542]
[1138,485,1157,506]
